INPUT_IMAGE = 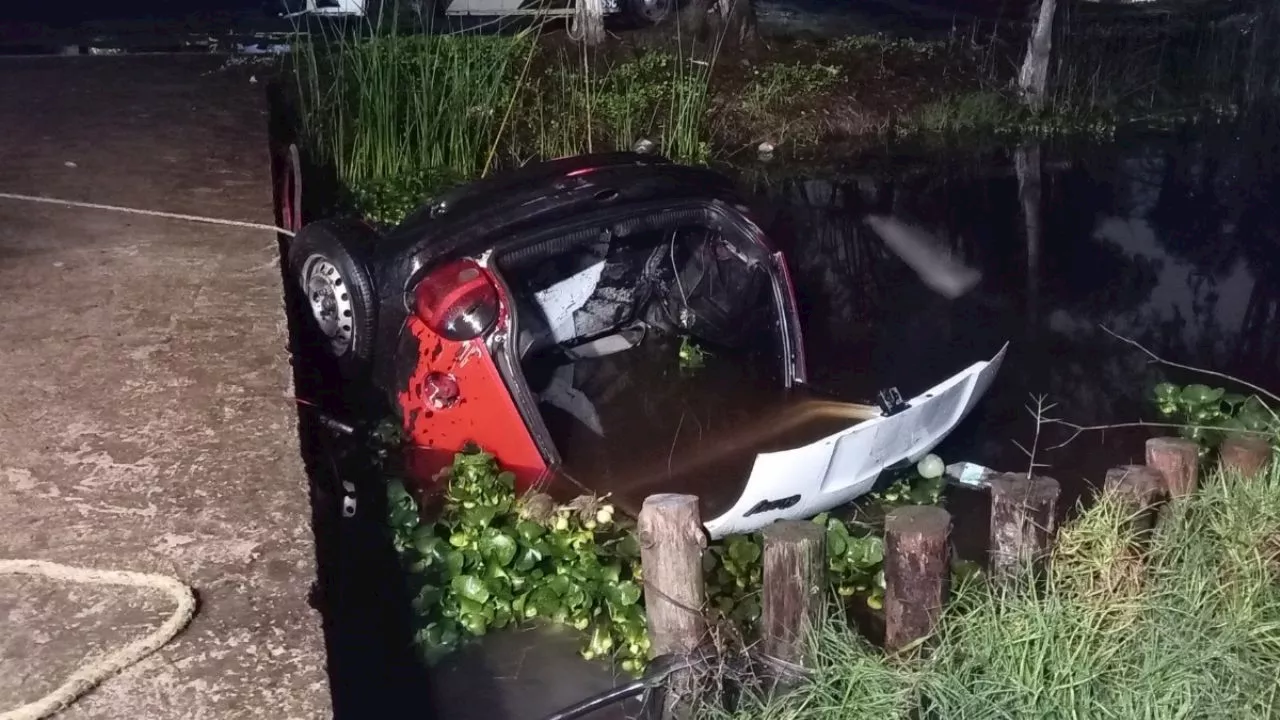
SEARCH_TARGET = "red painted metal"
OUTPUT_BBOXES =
[397,289,548,493]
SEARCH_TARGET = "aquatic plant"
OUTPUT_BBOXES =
[1152,381,1277,453]
[384,447,951,674]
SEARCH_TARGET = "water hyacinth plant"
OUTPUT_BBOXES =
[385,447,957,675]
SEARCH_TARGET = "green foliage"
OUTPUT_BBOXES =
[678,336,709,373]
[386,452,649,670]
[293,32,718,226]
[703,465,953,628]
[712,462,1280,720]
[524,48,716,166]
[292,31,531,190]
[895,90,1119,141]
[742,61,840,117]
[346,167,463,228]
[1151,382,1277,452]
[386,445,954,675]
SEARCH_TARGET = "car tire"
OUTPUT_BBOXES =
[624,0,675,26]
[288,219,380,378]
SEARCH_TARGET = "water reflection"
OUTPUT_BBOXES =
[757,112,1280,502]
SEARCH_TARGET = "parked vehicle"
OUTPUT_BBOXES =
[270,0,673,25]
[287,153,1005,537]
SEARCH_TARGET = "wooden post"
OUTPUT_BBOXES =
[1220,433,1272,477]
[1104,465,1165,535]
[577,0,606,46]
[988,474,1060,581]
[1145,436,1200,499]
[761,521,826,677]
[884,506,951,653]
[638,494,707,719]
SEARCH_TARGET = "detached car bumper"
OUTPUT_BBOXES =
[703,343,1008,538]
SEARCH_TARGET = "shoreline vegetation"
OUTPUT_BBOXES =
[287,2,1277,224]
[708,461,1280,720]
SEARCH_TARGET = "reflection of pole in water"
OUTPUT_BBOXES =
[1016,143,1043,338]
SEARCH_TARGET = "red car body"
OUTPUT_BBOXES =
[362,153,807,497]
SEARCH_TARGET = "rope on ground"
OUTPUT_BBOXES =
[0,191,294,237]
[0,560,196,720]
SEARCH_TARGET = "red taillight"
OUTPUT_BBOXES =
[413,259,500,341]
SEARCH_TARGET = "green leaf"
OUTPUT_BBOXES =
[529,587,562,616]
[732,596,761,624]
[548,574,572,597]
[512,547,542,573]
[451,575,491,604]
[1238,397,1274,429]
[826,527,848,557]
[847,535,885,568]
[1180,384,1223,405]
[412,528,446,563]
[412,585,442,612]
[563,582,587,610]
[516,520,546,542]
[466,505,499,528]
[610,580,642,607]
[445,549,465,576]
[727,537,762,566]
[480,529,518,567]
[1222,392,1249,407]
[459,611,488,636]
[1153,382,1179,403]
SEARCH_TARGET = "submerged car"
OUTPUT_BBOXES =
[288,153,1005,538]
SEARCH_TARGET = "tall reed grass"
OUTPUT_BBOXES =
[289,12,720,222]
[712,462,1280,720]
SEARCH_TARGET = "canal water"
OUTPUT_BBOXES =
[765,114,1279,508]
[300,111,1280,719]
[413,113,1280,720]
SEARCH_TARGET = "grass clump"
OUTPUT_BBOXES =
[713,463,1280,720]
[290,23,721,224]
[293,29,532,190]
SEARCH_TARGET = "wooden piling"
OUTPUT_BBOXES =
[638,494,707,719]
[988,474,1060,580]
[884,506,951,653]
[761,521,826,676]
[577,0,606,45]
[1145,436,1200,499]
[1104,464,1165,535]
[1220,433,1272,477]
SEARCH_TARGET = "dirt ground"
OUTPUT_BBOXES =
[0,55,329,718]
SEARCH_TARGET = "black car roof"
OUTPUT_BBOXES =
[371,152,743,274]
[364,152,756,407]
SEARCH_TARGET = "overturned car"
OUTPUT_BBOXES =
[288,153,1004,538]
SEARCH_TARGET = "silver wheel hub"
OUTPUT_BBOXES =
[302,254,355,356]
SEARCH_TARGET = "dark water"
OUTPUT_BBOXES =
[421,115,1280,719]
[287,112,1280,718]
[761,113,1280,516]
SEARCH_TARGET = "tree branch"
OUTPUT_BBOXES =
[1100,324,1280,411]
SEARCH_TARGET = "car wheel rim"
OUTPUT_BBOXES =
[302,254,355,356]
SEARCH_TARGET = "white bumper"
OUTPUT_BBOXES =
[703,343,1008,538]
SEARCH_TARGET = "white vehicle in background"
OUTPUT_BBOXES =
[272,0,673,25]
